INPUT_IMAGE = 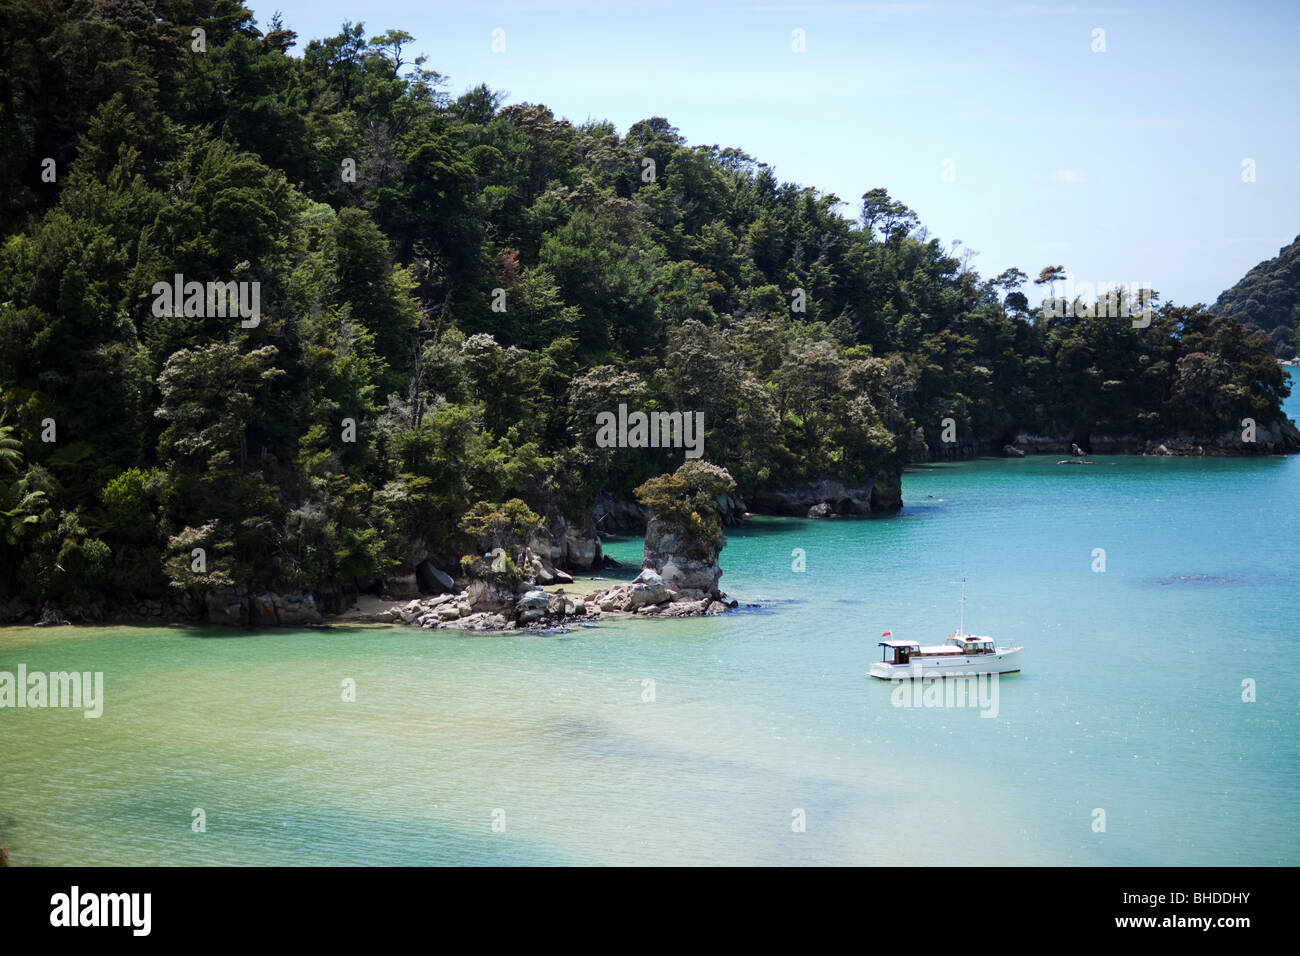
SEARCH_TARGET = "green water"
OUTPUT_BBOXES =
[3,392,1299,865]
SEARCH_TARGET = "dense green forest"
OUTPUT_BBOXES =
[0,1,1292,611]
[1212,235,1300,358]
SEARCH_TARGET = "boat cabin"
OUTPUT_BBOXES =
[878,640,921,664]
[945,635,996,655]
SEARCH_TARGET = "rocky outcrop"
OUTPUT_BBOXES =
[585,461,739,618]
[641,515,724,598]
[522,531,574,585]
[364,545,598,631]
[204,588,249,627]
[370,582,594,631]
[1004,419,1300,457]
[562,524,601,569]
[751,475,899,516]
[590,568,734,617]
[205,588,322,627]
[714,491,748,526]
[275,592,323,625]
[540,514,604,571]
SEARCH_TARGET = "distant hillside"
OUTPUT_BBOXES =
[1212,235,1300,358]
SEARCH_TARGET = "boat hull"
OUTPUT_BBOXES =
[869,647,1022,680]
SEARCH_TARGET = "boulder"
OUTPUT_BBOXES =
[249,593,279,626]
[277,592,322,626]
[520,546,572,585]
[443,611,512,631]
[563,525,602,569]
[516,588,551,624]
[1003,444,1026,458]
[466,577,519,614]
[653,599,711,618]
[627,569,671,609]
[807,502,833,518]
[416,561,455,594]
[203,588,247,627]
[715,491,748,525]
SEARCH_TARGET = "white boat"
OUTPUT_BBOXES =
[869,582,1023,679]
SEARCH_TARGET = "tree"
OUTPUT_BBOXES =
[634,461,735,553]
[459,499,544,564]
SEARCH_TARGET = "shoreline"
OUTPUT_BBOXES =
[3,444,1297,631]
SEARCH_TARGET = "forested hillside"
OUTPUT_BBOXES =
[0,1,1292,612]
[1211,235,1300,358]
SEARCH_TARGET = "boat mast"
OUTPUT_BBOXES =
[959,578,966,636]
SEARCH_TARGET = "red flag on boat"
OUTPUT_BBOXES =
[881,631,892,637]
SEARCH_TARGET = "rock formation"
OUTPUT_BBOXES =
[750,475,899,516]
[587,461,739,618]
[371,545,594,631]
[201,586,322,627]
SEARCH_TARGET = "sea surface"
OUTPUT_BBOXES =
[3,377,1298,865]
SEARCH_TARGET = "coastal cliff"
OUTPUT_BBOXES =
[751,473,902,518]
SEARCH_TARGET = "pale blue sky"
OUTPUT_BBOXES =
[264,0,1299,307]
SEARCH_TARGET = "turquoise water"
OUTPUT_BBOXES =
[2,382,1298,865]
